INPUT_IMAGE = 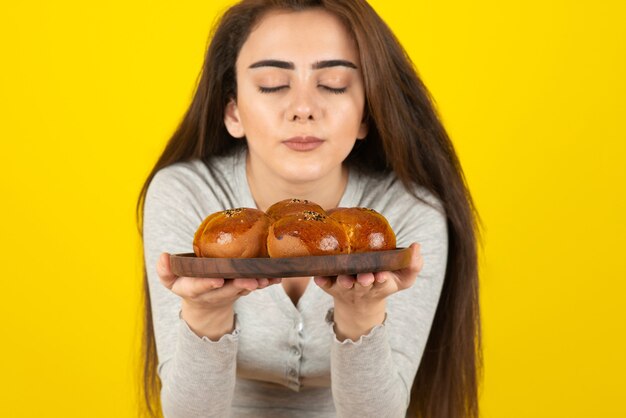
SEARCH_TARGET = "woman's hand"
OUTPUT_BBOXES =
[156,252,282,340]
[313,243,424,341]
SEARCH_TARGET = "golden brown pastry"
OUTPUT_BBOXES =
[267,210,350,257]
[193,208,272,258]
[265,198,326,220]
[192,200,397,258]
[328,207,396,252]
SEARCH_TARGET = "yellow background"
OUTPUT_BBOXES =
[1,0,624,417]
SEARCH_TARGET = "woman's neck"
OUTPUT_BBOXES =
[245,154,349,212]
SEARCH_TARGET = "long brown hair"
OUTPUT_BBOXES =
[136,1,482,417]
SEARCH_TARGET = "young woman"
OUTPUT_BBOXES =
[137,1,481,417]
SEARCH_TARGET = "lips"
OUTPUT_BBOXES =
[282,136,324,152]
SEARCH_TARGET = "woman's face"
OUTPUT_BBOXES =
[225,9,368,185]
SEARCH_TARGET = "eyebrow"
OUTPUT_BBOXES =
[248,59,358,70]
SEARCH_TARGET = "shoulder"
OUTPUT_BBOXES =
[146,149,247,211]
[350,168,445,219]
[147,159,209,198]
[142,159,212,239]
[148,151,243,197]
[143,150,249,237]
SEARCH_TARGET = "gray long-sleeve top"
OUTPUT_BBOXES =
[143,148,448,417]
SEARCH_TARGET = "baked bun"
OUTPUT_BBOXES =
[328,207,396,252]
[266,198,326,220]
[267,210,350,257]
[193,208,272,258]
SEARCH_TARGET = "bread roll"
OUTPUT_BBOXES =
[193,208,272,258]
[191,201,397,258]
[267,210,349,257]
[328,207,396,252]
[266,198,326,220]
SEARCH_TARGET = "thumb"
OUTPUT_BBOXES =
[406,242,422,273]
[156,253,177,289]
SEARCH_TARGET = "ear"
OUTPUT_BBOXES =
[224,100,246,138]
[356,117,369,140]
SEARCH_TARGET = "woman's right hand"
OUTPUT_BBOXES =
[156,252,281,340]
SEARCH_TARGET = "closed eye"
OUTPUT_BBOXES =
[258,85,347,94]
[319,85,347,94]
[259,86,288,93]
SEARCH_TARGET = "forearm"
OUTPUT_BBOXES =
[328,314,409,418]
[160,311,239,418]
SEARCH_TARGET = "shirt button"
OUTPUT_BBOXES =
[288,368,297,378]
[291,347,300,356]
[297,322,304,333]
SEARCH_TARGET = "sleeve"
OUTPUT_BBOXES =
[143,167,240,418]
[327,189,448,417]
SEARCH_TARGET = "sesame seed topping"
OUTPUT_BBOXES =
[303,210,325,221]
[224,208,244,217]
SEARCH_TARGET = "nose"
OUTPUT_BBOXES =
[288,109,314,122]
[286,89,321,122]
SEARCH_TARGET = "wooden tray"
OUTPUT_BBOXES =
[170,247,411,278]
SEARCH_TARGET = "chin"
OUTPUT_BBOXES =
[278,163,328,184]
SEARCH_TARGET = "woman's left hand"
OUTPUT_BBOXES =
[314,242,424,340]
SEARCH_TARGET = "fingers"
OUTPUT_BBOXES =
[158,252,225,291]
[230,277,282,290]
[407,242,423,275]
[256,277,283,288]
[232,278,262,291]
[322,274,377,290]
[337,273,376,289]
[384,242,423,291]
[356,272,375,287]
[337,275,355,289]
[157,253,177,289]
[185,277,226,296]
[313,242,425,302]
[315,273,385,290]
[157,252,281,301]
[171,276,224,300]
[236,288,252,297]
[313,276,332,289]
[417,249,424,272]
[374,271,391,284]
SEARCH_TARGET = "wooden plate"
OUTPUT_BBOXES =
[170,247,411,278]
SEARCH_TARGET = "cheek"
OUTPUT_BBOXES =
[236,84,281,130]
[332,99,365,132]
[238,102,278,133]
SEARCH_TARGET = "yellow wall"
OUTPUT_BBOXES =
[1,1,624,416]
